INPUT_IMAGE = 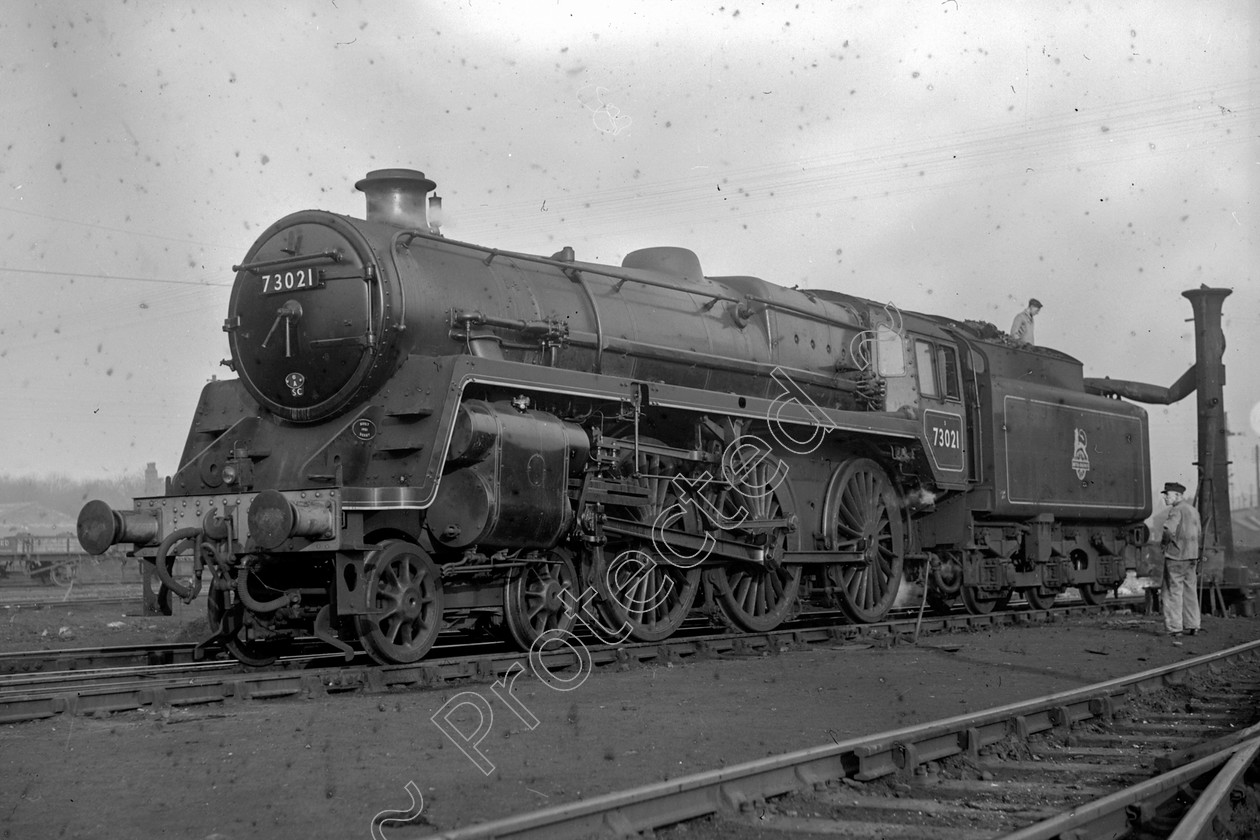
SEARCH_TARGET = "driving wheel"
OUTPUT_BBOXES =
[594,452,702,643]
[708,456,802,632]
[822,457,905,623]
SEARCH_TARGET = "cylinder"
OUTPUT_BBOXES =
[446,401,500,466]
[427,402,589,550]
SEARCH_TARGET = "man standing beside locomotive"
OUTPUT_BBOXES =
[1010,298,1042,346]
[1159,481,1202,640]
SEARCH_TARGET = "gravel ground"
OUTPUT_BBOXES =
[2,597,1258,840]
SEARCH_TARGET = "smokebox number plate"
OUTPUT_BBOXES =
[261,268,324,295]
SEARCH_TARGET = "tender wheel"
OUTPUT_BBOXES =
[356,541,444,664]
[595,454,702,643]
[503,549,578,650]
[1023,587,1056,610]
[708,459,802,632]
[1071,550,1111,606]
[962,585,1013,615]
[961,585,995,615]
[822,458,905,623]
[1078,582,1109,606]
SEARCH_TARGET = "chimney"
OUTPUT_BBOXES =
[354,169,437,231]
[144,462,161,496]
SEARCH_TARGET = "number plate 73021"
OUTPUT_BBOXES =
[923,409,965,472]
[261,268,323,295]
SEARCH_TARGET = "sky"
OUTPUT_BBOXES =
[1,0,1256,507]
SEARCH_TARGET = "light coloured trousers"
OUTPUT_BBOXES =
[1162,559,1201,634]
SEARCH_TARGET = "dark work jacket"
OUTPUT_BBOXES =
[1162,500,1202,561]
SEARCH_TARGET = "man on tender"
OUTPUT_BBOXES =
[1010,298,1042,346]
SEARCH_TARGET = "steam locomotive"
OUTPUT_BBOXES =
[78,169,1150,666]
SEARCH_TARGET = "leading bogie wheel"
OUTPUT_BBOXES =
[206,573,284,668]
[355,540,444,665]
[822,457,905,623]
[503,549,579,650]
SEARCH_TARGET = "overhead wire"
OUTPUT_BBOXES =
[447,79,1256,241]
[0,78,1251,347]
[0,205,240,252]
[0,269,232,351]
[0,266,231,288]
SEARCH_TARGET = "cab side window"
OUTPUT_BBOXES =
[916,339,961,401]
[938,346,960,400]
[915,340,938,398]
[875,324,906,377]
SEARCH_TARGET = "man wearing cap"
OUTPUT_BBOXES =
[1010,298,1042,346]
[1159,481,1202,639]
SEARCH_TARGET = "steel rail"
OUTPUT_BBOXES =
[0,621,867,724]
[0,595,142,608]
[0,641,199,675]
[410,639,1260,840]
[1167,737,1260,840]
[0,592,1144,679]
[0,597,1131,724]
[998,735,1260,840]
[0,635,518,694]
[0,627,520,678]
[0,658,255,692]
[0,595,1147,724]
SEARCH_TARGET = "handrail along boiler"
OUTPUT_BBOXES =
[77,168,1151,665]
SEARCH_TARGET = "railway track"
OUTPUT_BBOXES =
[0,641,202,675]
[0,591,1134,676]
[0,594,143,609]
[410,640,1260,840]
[0,596,1141,725]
